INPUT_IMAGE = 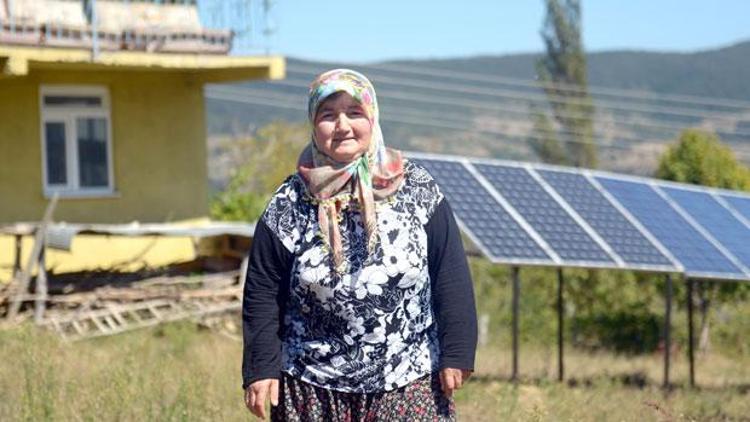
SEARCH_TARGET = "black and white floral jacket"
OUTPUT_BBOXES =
[242,160,477,393]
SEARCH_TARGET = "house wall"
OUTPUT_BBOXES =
[0,69,209,223]
[0,232,199,283]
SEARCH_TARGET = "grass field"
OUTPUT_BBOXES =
[1,322,748,421]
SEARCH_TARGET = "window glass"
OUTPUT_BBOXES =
[44,121,67,185]
[44,95,102,107]
[77,117,109,188]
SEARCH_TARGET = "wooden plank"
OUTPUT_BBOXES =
[103,315,119,331]
[36,294,243,341]
[135,271,239,288]
[12,234,22,278]
[7,195,58,320]
[128,309,143,323]
[71,320,85,335]
[50,318,68,341]
[108,306,128,326]
[34,245,48,324]
[147,305,162,319]
[89,315,110,333]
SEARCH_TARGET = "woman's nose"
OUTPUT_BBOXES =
[335,113,351,130]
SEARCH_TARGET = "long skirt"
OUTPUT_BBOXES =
[270,372,456,422]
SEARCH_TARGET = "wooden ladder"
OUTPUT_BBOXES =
[41,289,242,341]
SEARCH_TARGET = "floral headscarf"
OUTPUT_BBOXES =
[297,69,405,273]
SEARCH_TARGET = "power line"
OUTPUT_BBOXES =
[205,88,750,158]
[208,85,679,146]
[204,90,624,148]
[204,89,750,161]
[286,64,750,124]
[224,78,750,141]
[286,61,750,111]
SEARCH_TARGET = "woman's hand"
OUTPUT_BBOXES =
[439,368,472,398]
[244,378,279,420]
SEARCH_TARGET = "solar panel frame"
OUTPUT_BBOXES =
[469,158,656,272]
[591,173,750,281]
[408,153,557,267]
[525,165,626,267]
[718,192,750,228]
[583,172,683,273]
[411,156,517,265]
[594,175,747,281]
[468,156,636,272]
[713,193,750,230]
[533,166,680,273]
[462,161,564,266]
[655,184,750,276]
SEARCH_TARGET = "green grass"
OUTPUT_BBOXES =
[1,322,748,421]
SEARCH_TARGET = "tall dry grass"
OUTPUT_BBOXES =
[0,322,748,421]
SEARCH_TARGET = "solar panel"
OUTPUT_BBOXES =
[406,152,750,281]
[596,177,744,278]
[538,169,674,268]
[412,158,551,263]
[721,194,750,224]
[661,186,750,270]
[474,163,614,265]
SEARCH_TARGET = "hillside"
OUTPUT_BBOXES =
[206,40,750,184]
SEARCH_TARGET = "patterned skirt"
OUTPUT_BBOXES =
[270,372,456,422]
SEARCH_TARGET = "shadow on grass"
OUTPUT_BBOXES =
[468,372,750,394]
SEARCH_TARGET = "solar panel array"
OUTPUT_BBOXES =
[410,153,750,281]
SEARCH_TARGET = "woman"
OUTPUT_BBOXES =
[242,69,477,421]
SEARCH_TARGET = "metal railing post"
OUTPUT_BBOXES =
[91,0,99,59]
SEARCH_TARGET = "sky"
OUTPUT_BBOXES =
[262,0,750,63]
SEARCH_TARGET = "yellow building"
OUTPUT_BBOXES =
[0,0,284,281]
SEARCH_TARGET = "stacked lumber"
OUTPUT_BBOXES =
[2,269,245,342]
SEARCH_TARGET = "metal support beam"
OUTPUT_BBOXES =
[557,267,564,382]
[511,266,520,383]
[686,277,695,388]
[90,0,99,59]
[663,274,673,389]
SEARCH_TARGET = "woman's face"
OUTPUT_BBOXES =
[313,92,373,163]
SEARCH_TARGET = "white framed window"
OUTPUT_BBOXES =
[39,85,115,197]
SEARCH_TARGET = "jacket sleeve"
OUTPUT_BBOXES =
[241,217,293,389]
[427,197,478,371]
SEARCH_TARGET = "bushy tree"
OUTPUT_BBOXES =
[656,129,750,190]
[656,128,750,353]
[529,107,569,165]
[535,0,597,168]
[210,122,308,222]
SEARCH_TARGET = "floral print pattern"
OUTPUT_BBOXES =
[270,373,456,422]
[262,161,444,393]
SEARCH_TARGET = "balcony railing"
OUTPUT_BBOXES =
[0,0,234,55]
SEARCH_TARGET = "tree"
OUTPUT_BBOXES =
[210,122,308,222]
[656,129,750,190]
[656,128,750,353]
[534,0,597,168]
[529,107,568,165]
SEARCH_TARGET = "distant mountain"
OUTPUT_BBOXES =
[206,40,750,183]
[389,40,750,99]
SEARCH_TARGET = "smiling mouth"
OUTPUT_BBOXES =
[333,138,357,143]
